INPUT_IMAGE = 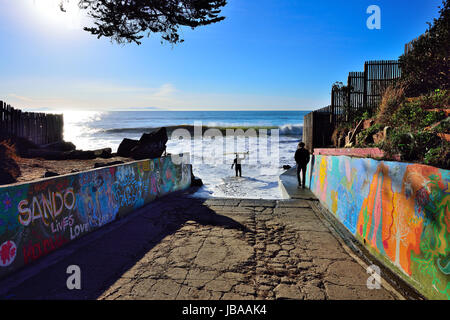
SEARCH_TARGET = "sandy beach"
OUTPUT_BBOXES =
[14,156,134,184]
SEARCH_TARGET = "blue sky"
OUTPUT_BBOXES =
[0,0,443,111]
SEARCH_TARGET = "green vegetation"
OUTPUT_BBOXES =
[390,97,446,130]
[74,0,227,45]
[355,124,383,147]
[399,0,449,96]
[375,89,449,169]
[352,0,450,169]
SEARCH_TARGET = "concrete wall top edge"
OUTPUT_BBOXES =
[314,148,385,157]
[0,153,191,189]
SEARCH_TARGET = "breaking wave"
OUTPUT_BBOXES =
[101,124,303,136]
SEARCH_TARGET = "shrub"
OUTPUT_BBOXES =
[331,124,352,147]
[391,101,446,130]
[377,85,406,125]
[355,124,383,147]
[419,89,450,108]
[424,143,450,169]
[0,140,21,185]
[382,128,442,162]
[431,118,450,133]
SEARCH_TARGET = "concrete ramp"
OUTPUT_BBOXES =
[278,167,316,200]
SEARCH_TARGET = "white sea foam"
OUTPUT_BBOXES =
[167,135,298,199]
[62,111,305,199]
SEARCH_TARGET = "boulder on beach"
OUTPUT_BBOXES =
[69,148,112,160]
[117,138,139,157]
[93,148,113,159]
[24,148,112,160]
[43,171,59,178]
[117,128,168,160]
[40,141,76,152]
[26,148,69,160]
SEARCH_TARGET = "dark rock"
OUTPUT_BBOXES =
[68,150,96,160]
[191,177,203,187]
[26,148,111,160]
[130,128,168,160]
[44,171,59,178]
[117,138,139,157]
[94,161,124,168]
[283,165,292,170]
[189,165,203,187]
[40,141,76,152]
[26,149,68,160]
[93,148,112,159]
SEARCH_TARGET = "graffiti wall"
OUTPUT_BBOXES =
[307,154,449,300]
[0,156,191,278]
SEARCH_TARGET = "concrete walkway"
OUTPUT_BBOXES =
[0,186,401,300]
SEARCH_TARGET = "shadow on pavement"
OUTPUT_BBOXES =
[0,190,252,300]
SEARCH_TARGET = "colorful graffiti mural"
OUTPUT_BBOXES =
[307,154,449,300]
[0,156,191,279]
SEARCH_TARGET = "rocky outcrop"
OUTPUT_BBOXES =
[117,128,168,160]
[43,171,59,178]
[40,141,76,152]
[117,138,139,157]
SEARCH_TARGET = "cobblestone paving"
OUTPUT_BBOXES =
[0,194,399,300]
[98,197,398,300]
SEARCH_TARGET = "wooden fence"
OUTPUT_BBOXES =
[303,106,334,152]
[364,60,401,111]
[331,60,401,127]
[0,101,64,145]
[304,60,401,150]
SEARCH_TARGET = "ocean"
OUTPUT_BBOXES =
[63,110,309,199]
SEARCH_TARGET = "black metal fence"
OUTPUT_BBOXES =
[303,106,334,152]
[364,60,402,112]
[304,60,401,150]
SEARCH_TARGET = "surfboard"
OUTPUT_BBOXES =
[223,151,250,155]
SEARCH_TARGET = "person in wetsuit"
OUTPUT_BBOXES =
[294,142,310,188]
[231,153,245,177]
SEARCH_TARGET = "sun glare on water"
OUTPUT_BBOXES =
[30,0,82,29]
